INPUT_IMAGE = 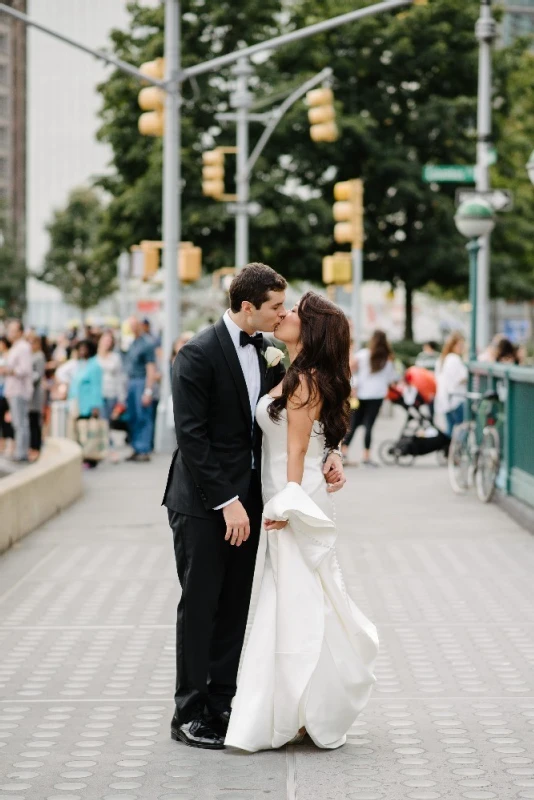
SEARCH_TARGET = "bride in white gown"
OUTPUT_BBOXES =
[225,292,379,753]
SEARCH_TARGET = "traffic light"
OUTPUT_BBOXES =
[131,240,202,283]
[130,241,160,281]
[179,242,202,283]
[201,146,238,201]
[138,58,165,137]
[322,252,352,285]
[333,179,364,246]
[202,150,225,199]
[306,87,338,143]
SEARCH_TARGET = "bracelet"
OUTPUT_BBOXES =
[323,447,342,463]
[143,388,153,397]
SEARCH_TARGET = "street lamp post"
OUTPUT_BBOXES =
[454,198,496,363]
[527,150,534,186]
[475,0,497,354]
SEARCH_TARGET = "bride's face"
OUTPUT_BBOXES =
[275,304,301,345]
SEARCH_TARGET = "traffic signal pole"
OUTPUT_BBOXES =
[223,64,334,269]
[156,0,181,454]
[232,57,253,269]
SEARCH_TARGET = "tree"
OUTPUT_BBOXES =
[491,46,534,310]
[0,214,26,319]
[40,187,114,315]
[93,0,534,339]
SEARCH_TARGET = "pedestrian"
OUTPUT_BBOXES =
[68,340,105,469]
[0,320,33,462]
[0,336,14,458]
[97,330,125,422]
[478,333,506,363]
[27,332,46,463]
[495,337,519,365]
[341,329,398,467]
[434,332,468,436]
[415,341,440,370]
[125,316,157,462]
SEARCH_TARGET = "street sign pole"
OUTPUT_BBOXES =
[475,0,497,353]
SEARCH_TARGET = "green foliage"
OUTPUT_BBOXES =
[491,45,534,302]
[89,0,534,337]
[0,216,26,319]
[40,187,114,313]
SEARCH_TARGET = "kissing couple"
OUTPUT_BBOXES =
[163,262,379,752]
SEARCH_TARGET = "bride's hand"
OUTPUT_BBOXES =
[264,518,288,531]
[324,453,346,493]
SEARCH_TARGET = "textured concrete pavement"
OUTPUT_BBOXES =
[1,413,534,800]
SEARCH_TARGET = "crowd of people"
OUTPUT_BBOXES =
[0,315,194,469]
[341,328,528,465]
[0,309,529,472]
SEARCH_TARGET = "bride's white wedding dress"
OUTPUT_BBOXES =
[225,395,379,752]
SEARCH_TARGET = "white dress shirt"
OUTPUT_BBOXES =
[213,311,262,511]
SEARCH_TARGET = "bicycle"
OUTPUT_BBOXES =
[448,390,502,503]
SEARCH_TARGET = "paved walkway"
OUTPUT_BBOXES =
[1,414,534,800]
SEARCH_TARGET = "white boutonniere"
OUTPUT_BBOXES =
[263,346,284,368]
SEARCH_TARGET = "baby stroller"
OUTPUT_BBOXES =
[379,366,450,467]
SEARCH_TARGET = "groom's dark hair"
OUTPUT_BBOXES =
[229,262,287,313]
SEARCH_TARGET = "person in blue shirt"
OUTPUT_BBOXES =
[124,316,157,462]
[68,340,103,419]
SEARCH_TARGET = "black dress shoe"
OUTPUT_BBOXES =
[171,716,225,750]
[208,709,231,736]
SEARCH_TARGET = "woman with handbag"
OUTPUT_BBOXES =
[27,333,46,462]
[68,340,106,469]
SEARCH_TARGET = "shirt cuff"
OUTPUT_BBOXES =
[213,496,239,511]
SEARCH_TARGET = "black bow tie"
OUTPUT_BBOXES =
[239,331,263,351]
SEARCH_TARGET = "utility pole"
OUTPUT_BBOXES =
[231,57,253,269]
[155,0,181,453]
[475,0,496,353]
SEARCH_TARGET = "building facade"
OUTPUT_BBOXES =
[503,0,534,44]
[0,0,27,266]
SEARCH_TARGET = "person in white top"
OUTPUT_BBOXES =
[97,330,126,421]
[0,320,33,462]
[434,332,468,436]
[341,330,397,467]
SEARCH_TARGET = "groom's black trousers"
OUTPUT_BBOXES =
[168,470,263,725]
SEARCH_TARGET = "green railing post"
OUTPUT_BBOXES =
[504,371,512,495]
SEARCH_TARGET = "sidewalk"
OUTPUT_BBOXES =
[1,414,534,800]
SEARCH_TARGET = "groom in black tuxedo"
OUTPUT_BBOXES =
[163,263,345,749]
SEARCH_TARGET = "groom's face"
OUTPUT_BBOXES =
[248,291,287,334]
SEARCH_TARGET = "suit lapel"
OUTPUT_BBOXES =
[215,318,253,430]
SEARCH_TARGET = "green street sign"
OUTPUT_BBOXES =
[422,165,476,184]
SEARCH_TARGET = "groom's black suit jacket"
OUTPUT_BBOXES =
[162,317,285,519]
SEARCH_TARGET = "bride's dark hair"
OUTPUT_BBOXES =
[268,291,351,449]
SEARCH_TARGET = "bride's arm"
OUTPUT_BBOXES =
[286,383,319,485]
[264,378,320,532]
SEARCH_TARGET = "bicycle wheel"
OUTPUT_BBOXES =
[448,422,475,494]
[379,439,399,466]
[475,426,500,503]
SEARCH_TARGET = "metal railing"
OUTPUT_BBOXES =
[470,362,534,506]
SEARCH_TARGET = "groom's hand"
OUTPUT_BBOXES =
[223,499,250,547]
[324,453,346,493]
